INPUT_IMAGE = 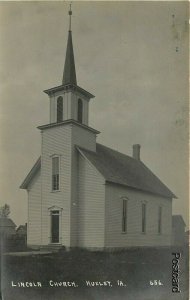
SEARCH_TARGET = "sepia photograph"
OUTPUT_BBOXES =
[0,1,189,299]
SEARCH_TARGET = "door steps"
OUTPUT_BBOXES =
[40,244,64,253]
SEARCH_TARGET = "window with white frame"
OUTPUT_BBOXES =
[52,156,60,191]
[158,206,162,234]
[142,203,146,233]
[122,199,127,233]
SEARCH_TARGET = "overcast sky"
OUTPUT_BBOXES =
[0,1,188,228]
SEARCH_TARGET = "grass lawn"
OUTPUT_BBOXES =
[1,246,189,300]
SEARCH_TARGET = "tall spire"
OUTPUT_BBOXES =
[69,3,72,31]
[62,3,77,85]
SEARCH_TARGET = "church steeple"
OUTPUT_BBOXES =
[44,5,95,126]
[62,5,77,85]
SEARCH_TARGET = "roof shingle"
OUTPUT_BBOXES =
[78,143,176,199]
[0,217,16,228]
[20,143,176,199]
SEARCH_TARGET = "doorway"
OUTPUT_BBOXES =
[51,210,59,243]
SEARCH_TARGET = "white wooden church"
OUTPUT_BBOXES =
[20,8,176,250]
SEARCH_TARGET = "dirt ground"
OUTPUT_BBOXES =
[1,246,189,300]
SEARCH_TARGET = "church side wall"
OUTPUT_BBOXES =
[105,183,172,248]
[70,125,97,247]
[41,125,72,247]
[27,171,41,246]
[78,154,105,248]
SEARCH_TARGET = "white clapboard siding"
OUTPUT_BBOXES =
[71,124,96,151]
[78,154,105,248]
[27,171,41,246]
[41,124,72,246]
[105,183,172,247]
[70,124,97,246]
[31,121,97,247]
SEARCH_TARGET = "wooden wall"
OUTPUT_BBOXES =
[105,183,172,248]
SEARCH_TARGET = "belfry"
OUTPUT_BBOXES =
[43,6,96,128]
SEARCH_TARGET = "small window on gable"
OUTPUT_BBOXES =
[57,96,63,123]
[142,203,146,233]
[78,99,83,123]
[158,206,162,234]
[122,199,127,233]
[52,156,60,191]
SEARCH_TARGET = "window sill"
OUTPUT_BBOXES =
[121,232,127,234]
[51,190,61,193]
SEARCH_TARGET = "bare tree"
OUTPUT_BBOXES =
[0,204,10,218]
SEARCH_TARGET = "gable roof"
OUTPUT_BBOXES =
[172,215,186,227]
[78,143,176,199]
[20,143,176,199]
[20,157,41,189]
[0,217,16,228]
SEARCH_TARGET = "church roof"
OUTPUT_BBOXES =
[0,217,16,228]
[78,143,176,199]
[62,30,77,85]
[20,143,176,199]
[44,84,94,99]
[20,157,41,189]
[37,119,99,133]
[172,215,186,227]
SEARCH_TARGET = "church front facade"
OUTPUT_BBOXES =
[20,8,175,250]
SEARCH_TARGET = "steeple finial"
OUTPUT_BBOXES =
[69,3,72,31]
[62,3,77,85]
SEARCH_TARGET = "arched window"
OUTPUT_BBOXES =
[78,99,83,123]
[57,96,63,123]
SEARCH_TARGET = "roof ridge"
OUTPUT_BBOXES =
[97,143,134,161]
[21,143,176,199]
[97,143,176,198]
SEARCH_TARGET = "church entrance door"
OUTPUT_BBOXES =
[51,211,59,243]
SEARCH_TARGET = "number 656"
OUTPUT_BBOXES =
[150,280,163,286]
